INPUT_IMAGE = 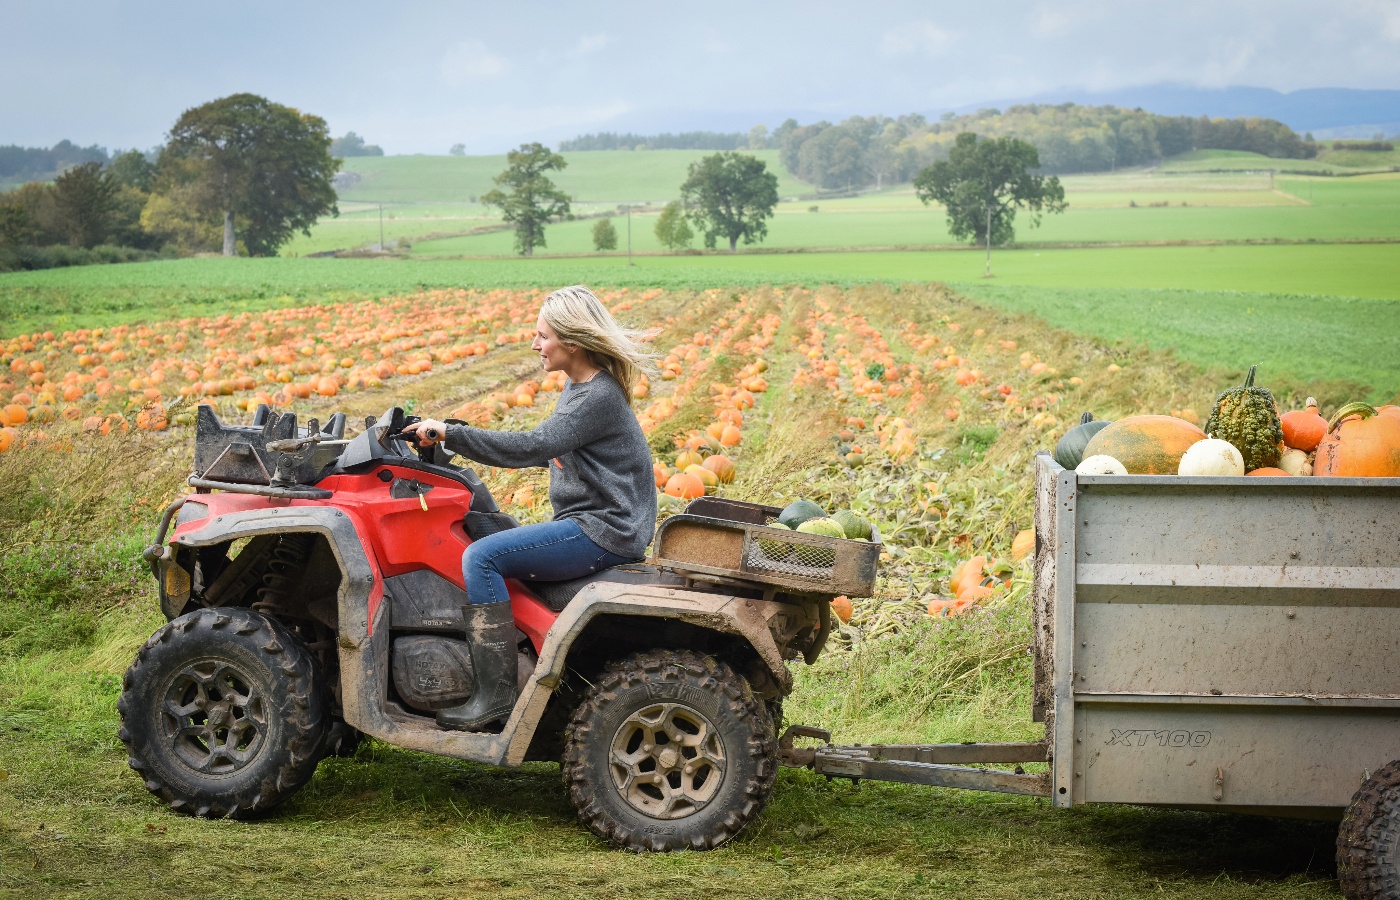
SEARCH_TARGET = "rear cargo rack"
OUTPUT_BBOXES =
[650,497,881,597]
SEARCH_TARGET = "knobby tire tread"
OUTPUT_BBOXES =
[117,607,328,819]
[561,649,777,852]
[1339,760,1400,899]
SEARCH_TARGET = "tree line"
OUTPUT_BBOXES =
[769,103,1318,191]
[0,141,113,185]
[1,94,346,271]
[558,130,755,152]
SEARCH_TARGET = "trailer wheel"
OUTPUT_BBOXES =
[1338,760,1400,899]
[562,649,776,852]
[118,607,328,819]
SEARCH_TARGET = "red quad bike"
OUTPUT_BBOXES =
[120,404,880,850]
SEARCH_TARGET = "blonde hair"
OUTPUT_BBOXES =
[540,285,657,402]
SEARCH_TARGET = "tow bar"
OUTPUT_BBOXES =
[778,725,1051,796]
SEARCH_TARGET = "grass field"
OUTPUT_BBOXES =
[0,284,1347,897]
[287,153,1400,259]
[335,149,809,204]
[1157,147,1400,173]
[3,243,1398,400]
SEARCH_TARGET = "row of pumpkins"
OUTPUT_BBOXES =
[1054,366,1400,478]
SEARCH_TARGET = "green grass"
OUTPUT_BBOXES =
[954,283,1400,402]
[398,172,1400,257]
[3,245,1398,399]
[409,198,1400,256]
[1156,149,1346,174]
[336,150,809,204]
[1157,147,1400,174]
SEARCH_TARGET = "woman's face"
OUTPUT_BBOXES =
[532,314,577,372]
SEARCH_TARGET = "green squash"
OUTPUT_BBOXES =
[777,499,826,529]
[1054,412,1112,470]
[1204,365,1283,472]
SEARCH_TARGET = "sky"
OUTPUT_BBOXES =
[7,0,1400,154]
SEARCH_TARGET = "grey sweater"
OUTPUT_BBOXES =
[444,371,657,559]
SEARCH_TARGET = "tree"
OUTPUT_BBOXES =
[747,124,768,150]
[679,152,778,252]
[52,162,117,248]
[107,150,156,192]
[653,200,693,251]
[329,132,383,157]
[591,217,618,251]
[449,143,466,156]
[914,132,1066,276]
[480,143,572,257]
[159,93,339,256]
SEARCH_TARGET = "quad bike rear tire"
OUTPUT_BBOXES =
[1338,760,1400,899]
[562,649,776,852]
[118,607,328,818]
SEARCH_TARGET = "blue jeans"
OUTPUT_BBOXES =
[463,518,638,605]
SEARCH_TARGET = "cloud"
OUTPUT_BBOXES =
[882,20,954,57]
[1032,7,1074,37]
[574,33,612,55]
[440,40,507,87]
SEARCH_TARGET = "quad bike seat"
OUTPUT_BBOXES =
[524,564,686,613]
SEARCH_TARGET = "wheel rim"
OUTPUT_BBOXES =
[160,658,268,775]
[609,702,726,820]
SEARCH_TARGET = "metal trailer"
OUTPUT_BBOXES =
[782,452,1400,824]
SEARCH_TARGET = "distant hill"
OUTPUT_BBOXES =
[992,85,1400,139]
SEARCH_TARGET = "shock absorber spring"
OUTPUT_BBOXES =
[254,532,314,611]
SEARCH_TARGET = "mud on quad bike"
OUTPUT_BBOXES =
[120,404,880,851]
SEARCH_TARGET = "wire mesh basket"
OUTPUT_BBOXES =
[650,497,881,597]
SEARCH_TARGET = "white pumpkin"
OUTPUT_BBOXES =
[1077,454,1128,475]
[1278,447,1313,477]
[1178,438,1245,476]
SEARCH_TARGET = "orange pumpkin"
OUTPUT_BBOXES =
[949,555,987,597]
[1246,467,1290,476]
[684,464,719,494]
[1313,402,1400,478]
[703,453,737,484]
[1011,529,1035,560]
[1081,415,1207,475]
[1280,397,1327,451]
[830,595,853,623]
[664,472,705,500]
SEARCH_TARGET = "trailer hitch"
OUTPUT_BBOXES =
[777,724,831,768]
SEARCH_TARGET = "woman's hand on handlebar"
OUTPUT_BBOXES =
[402,418,448,446]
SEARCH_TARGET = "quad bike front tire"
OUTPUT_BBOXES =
[118,607,328,818]
[1339,760,1400,899]
[562,649,776,852]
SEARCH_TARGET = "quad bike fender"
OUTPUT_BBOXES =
[163,506,382,641]
[501,581,812,766]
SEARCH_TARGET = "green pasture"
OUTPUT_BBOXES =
[335,149,808,204]
[284,153,1400,257]
[2,241,1397,399]
[1157,147,1400,174]
[409,197,1400,256]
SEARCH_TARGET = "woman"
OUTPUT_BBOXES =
[404,285,657,731]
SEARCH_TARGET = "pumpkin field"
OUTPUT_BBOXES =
[0,266,1366,898]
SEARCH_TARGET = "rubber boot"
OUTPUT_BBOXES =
[436,601,519,731]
